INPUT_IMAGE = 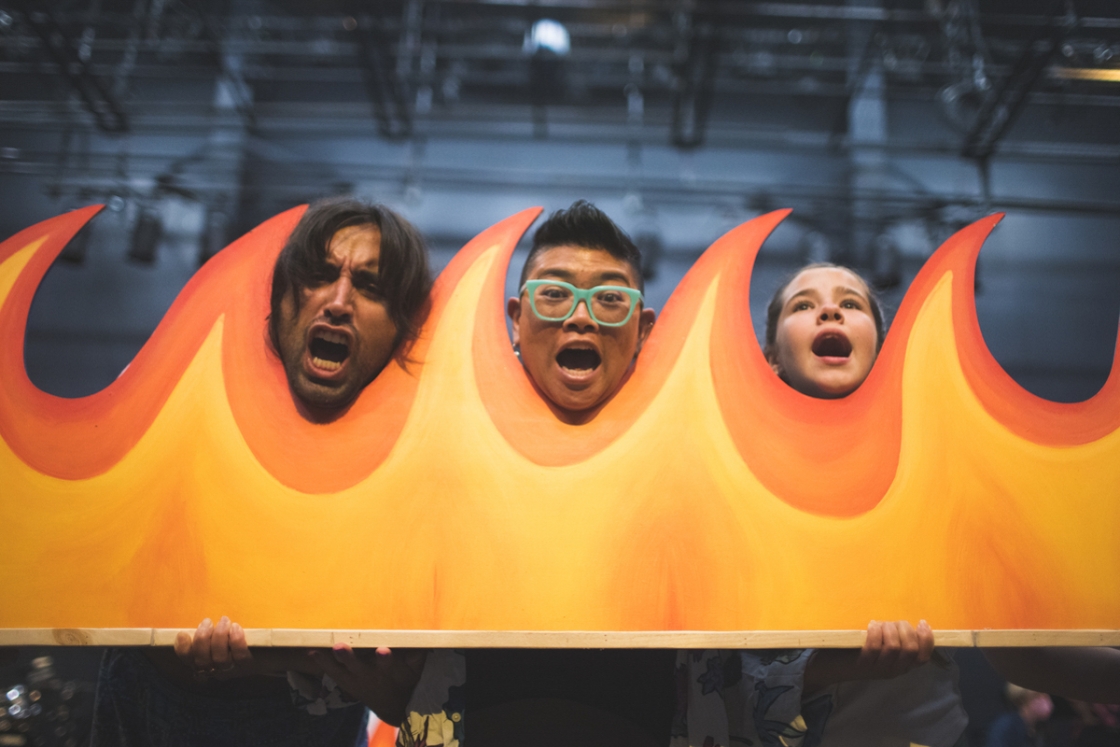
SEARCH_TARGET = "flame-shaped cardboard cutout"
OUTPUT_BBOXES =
[1,206,1119,641]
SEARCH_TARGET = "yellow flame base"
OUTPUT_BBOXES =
[0,208,1118,640]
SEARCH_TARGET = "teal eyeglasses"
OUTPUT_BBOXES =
[520,280,644,327]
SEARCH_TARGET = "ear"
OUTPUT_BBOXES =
[634,307,656,354]
[507,296,522,348]
[766,351,783,377]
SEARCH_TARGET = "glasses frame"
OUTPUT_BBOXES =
[520,279,644,327]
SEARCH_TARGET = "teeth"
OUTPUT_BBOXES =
[316,331,348,345]
[312,357,342,371]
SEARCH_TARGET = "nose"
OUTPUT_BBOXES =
[818,302,843,323]
[323,276,354,323]
[563,298,598,332]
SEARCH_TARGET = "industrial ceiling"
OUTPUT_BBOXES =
[1,0,1118,401]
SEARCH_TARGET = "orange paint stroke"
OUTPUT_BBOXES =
[938,216,1120,445]
[0,206,219,479]
[1,207,1118,633]
[709,210,901,516]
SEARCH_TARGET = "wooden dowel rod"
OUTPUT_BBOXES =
[0,629,154,646]
[3,629,1119,648]
[974,630,1120,647]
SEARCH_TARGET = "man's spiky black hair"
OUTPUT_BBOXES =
[519,200,644,291]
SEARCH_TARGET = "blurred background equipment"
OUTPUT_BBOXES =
[2,0,1114,397]
[0,653,96,747]
[125,203,161,263]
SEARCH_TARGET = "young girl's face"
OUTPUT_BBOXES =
[768,267,879,398]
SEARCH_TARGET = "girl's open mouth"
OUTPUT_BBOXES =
[812,332,852,359]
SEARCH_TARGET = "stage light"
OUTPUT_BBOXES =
[58,222,92,264]
[634,229,663,281]
[525,19,570,56]
[128,206,162,264]
[198,207,229,266]
[871,233,901,290]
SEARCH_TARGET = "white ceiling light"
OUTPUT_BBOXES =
[525,19,570,56]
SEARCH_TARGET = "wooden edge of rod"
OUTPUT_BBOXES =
[148,628,275,646]
[3,629,1118,647]
[0,629,154,646]
[973,630,1120,647]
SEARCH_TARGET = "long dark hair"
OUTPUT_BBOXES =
[268,197,432,357]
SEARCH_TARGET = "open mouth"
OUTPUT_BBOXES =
[556,347,602,372]
[308,330,351,372]
[812,332,852,359]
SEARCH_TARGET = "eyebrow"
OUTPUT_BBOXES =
[835,285,868,300]
[535,268,635,287]
[786,286,868,304]
[324,255,380,276]
[785,288,820,304]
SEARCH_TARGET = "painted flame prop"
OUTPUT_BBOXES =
[1,206,1118,634]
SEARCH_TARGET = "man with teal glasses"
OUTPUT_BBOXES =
[365,203,807,747]
[507,200,656,424]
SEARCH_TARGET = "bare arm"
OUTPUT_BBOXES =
[983,647,1120,704]
[804,620,934,696]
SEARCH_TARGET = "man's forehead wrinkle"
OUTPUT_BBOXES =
[325,258,379,273]
[325,248,381,272]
